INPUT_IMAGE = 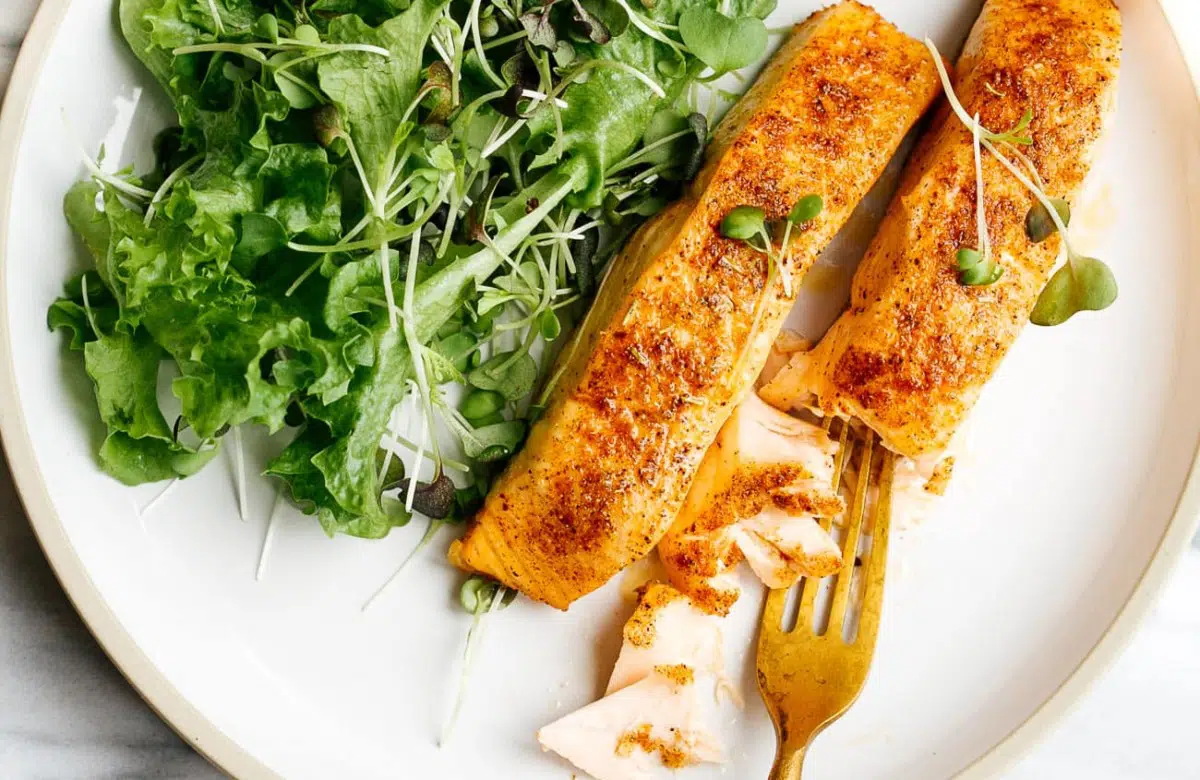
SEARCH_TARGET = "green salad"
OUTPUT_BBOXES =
[49,0,776,542]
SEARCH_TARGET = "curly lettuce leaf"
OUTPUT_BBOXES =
[317,0,448,189]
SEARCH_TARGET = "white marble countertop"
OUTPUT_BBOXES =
[2,2,1199,778]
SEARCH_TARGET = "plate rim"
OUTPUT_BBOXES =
[0,2,1196,779]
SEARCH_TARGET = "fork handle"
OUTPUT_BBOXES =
[769,741,808,780]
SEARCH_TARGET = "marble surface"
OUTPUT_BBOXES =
[1,2,1199,779]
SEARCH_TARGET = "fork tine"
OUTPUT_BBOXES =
[822,419,852,537]
[827,432,875,634]
[762,584,790,637]
[830,420,852,495]
[855,448,895,649]
[796,427,855,629]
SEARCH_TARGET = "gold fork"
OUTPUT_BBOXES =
[757,423,895,780]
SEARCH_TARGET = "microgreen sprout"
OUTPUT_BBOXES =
[719,194,822,298]
[62,111,154,202]
[442,576,515,745]
[981,137,1117,324]
[720,195,821,369]
[678,6,767,78]
[925,39,1116,320]
[957,113,1003,286]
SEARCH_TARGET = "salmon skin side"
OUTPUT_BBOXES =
[763,0,1122,458]
[449,1,942,610]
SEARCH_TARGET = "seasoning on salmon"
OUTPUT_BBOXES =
[762,0,1122,459]
[450,1,943,609]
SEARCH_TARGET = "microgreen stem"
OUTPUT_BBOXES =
[203,0,226,35]
[343,135,378,215]
[63,111,155,201]
[80,274,100,337]
[137,477,179,518]
[402,234,440,498]
[380,243,399,330]
[532,51,565,164]
[440,585,508,747]
[173,43,267,63]
[611,0,686,53]
[607,129,691,176]
[573,59,667,99]
[429,29,455,72]
[360,518,445,611]
[143,154,203,227]
[482,29,528,50]
[468,0,507,89]
[521,89,568,109]
[382,434,470,473]
[481,118,527,159]
[255,489,285,582]
[231,425,249,523]
[1000,141,1047,192]
[777,222,795,297]
[971,113,992,264]
[980,138,1076,263]
[403,384,430,512]
[923,38,1031,146]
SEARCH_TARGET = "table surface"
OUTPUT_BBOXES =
[2,2,1199,778]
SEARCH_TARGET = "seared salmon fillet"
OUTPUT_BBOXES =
[761,0,1121,458]
[450,1,942,609]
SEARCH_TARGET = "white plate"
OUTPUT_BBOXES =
[2,1,1199,778]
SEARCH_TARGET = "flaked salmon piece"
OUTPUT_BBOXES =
[450,1,942,609]
[538,666,723,780]
[607,583,724,696]
[732,508,842,589]
[658,393,844,615]
[540,582,730,777]
[762,0,1122,458]
[758,329,812,390]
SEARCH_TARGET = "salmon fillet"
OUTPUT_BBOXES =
[761,0,1122,458]
[450,1,942,609]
